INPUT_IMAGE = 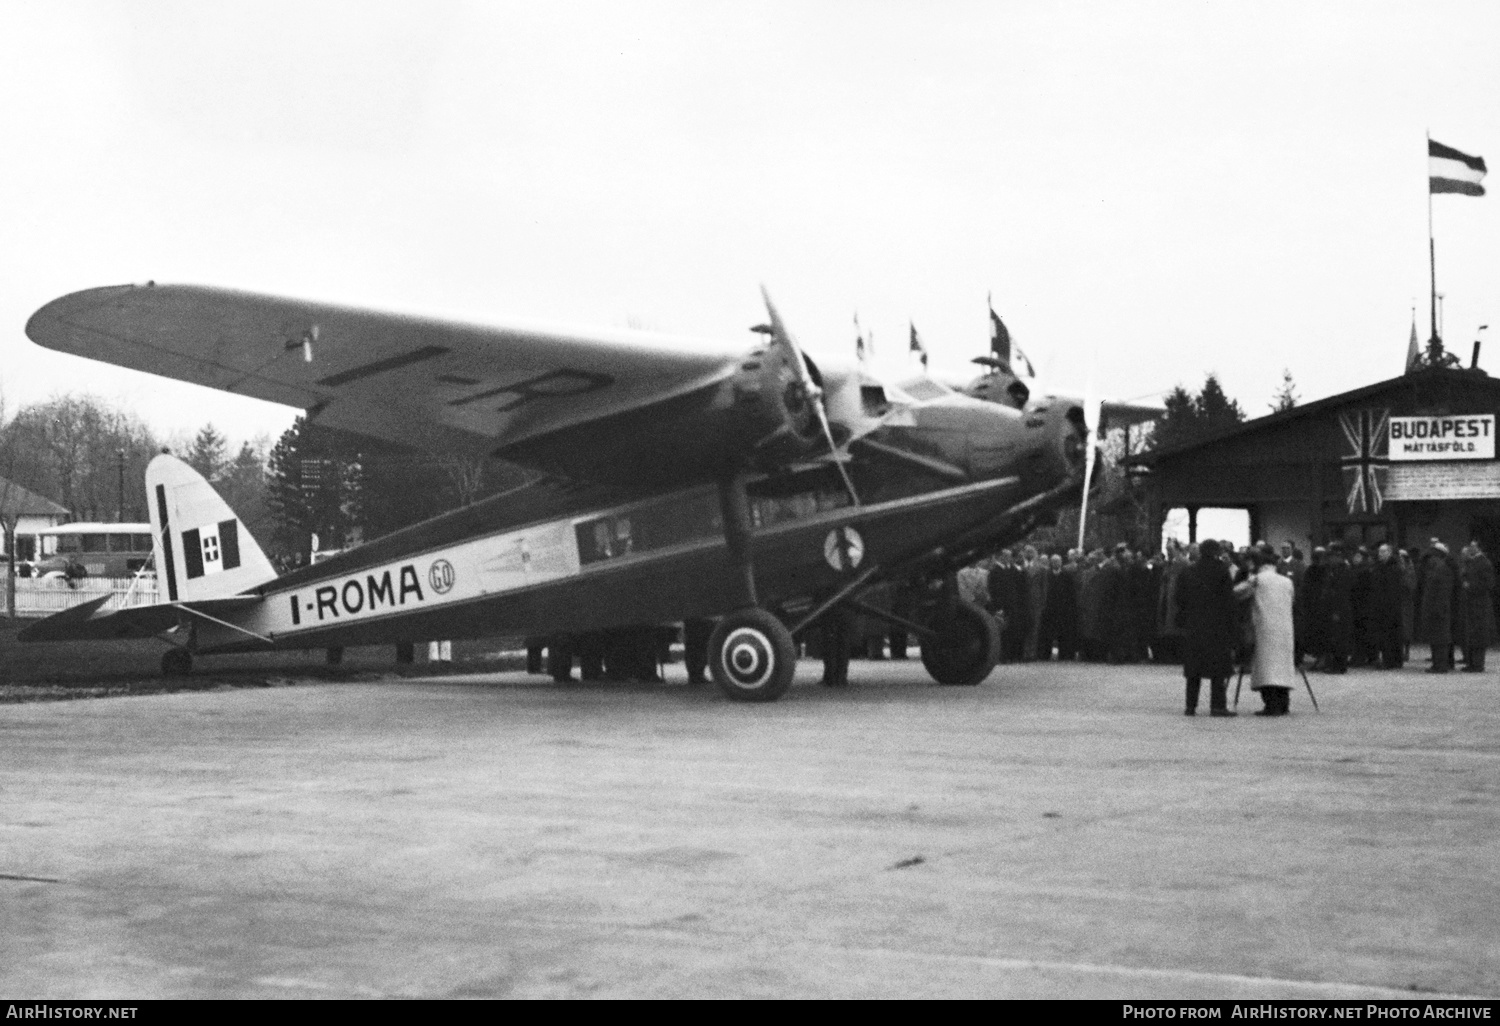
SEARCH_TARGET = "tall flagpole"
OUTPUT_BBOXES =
[1428,130,1441,359]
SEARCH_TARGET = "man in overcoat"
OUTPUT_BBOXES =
[1420,542,1457,674]
[1301,547,1327,667]
[1078,550,1108,661]
[1317,543,1354,674]
[987,549,1027,663]
[1369,543,1406,669]
[1175,539,1238,716]
[1021,545,1050,661]
[1460,541,1495,672]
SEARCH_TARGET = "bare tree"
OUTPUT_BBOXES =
[438,455,488,508]
[0,395,161,522]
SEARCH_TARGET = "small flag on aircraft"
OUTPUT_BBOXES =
[988,298,1036,378]
[909,322,928,370]
[1429,139,1486,196]
[1405,315,1420,374]
[1014,342,1037,379]
[988,298,1011,366]
[183,519,242,579]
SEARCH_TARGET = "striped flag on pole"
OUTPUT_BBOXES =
[1429,140,1486,196]
[909,322,928,370]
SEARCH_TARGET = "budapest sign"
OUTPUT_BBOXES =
[1387,415,1495,461]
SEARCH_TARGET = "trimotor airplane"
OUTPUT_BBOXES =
[21,282,1154,701]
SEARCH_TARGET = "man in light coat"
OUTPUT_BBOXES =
[1235,546,1297,716]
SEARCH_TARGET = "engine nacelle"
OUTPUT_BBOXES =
[723,341,827,469]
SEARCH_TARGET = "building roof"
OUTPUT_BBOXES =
[0,475,71,519]
[1129,365,1500,467]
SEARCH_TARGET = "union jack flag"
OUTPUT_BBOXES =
[1339,409,1389,515]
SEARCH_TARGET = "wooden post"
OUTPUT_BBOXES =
[4,520,14,621]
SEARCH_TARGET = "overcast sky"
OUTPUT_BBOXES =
[3,0,1498,449]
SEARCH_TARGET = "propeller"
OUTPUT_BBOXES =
[760,287,861,508]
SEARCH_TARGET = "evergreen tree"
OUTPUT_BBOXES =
[216,439,273,551]
[1143,384,1200,453]
[264,417,362,565]
[183,424,229,482]
[1270,369,1299,412]
[1194,373,1245,428]
[1144,374,1247,453]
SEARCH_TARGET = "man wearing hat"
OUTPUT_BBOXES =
[1175,539,1238,716]
[1317,542,1354,674]
[1420,541,1457,674]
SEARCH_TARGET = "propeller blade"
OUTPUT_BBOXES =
[760,287,861,507]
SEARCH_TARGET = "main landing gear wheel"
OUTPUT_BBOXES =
[161,648,193,678]
[921,599,1000,686]
[708,608,797,703]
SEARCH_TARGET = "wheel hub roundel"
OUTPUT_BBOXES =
[720,626,776,688]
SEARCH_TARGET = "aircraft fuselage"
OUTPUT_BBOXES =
[188,393,1084,655]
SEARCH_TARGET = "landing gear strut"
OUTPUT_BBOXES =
[708,475,798,702]
[161,648,193,677]
[920,598,1000,686]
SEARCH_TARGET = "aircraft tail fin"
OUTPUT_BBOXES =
[147,453,277,602]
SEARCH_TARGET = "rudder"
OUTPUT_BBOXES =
[147,454,277,601]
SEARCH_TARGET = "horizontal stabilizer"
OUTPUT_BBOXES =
[19,595,263,643]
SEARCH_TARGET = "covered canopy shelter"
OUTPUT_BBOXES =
[0,475,71,562]
[1130,366,1500,559]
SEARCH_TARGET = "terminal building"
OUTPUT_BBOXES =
[1132,363,1500,559]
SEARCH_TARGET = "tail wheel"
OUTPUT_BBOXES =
[921,599,1000,686]
[161,648,193,677]
[708,608,797,703]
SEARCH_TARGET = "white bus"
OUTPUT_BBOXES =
[33,523,155,578]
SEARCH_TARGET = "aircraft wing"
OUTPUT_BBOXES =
[26,284,745,458]
[18,594,265,643]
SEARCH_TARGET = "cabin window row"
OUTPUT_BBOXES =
[573,484,853,566]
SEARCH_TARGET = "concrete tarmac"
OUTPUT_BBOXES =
[1,656,1497,999]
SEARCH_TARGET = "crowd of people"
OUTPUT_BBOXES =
[529,535,1496,704]
[960,536,1497,711]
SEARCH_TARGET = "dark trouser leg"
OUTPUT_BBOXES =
[888,628,908,660]
[547,637,574,682]
[578,633,604,681]
[1185,677,1201,715]
[821,615,850,687]
[1381,626,1404,669]
[1209,677,1235,716]
[684,618,712,684]
[635,629,663,682]
[526,644,543,674]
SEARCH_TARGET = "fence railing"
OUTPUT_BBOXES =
[2,576,162,617]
